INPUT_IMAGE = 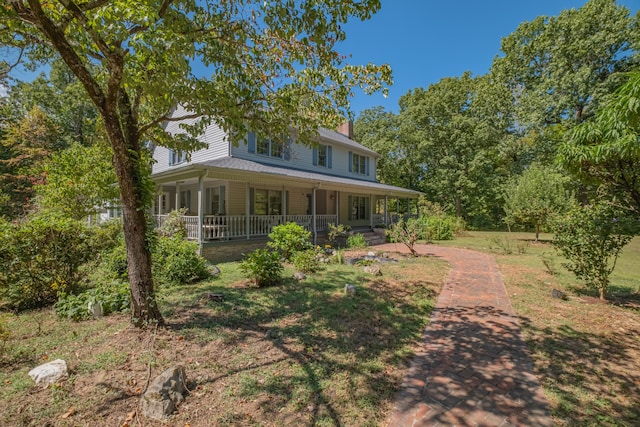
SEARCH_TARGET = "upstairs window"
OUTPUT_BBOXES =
[349,152,369,175]
[168,149,187,165]
[313,144,332,168]
[248,132,290,160]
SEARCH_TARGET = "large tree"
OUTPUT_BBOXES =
[491,0,638,165]
[560,71,640,216]
[502,163,574,240]
[1,0,391,326]
[399,72,506,225]
[354,106,424,190]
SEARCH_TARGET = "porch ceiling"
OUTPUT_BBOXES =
[152,156,421,198]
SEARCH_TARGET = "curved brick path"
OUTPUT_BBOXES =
[375,243,553,427]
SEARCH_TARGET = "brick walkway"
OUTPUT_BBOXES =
[375,243,553,427]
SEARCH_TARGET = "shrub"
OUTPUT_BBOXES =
[0,212,94,310]
[55,280,130,321]
[240,249,283,287]
[153,236,210,286]
[292,249,323,273]
[158,208,188,239]
[551,203,637,300]
[267,222,312,261]
[347,233,367,249]
[387,218,421,256]
[327,223,351,247]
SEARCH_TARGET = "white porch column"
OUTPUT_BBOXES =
[197,175,204,247]
[312,187,317,245]
[369,194,373,228]
[158,193,163,215]
[245,183,251,240]
[175,183,181,211]
[384,196,388,226]
[282,185,286,223]
[335,191,339,225]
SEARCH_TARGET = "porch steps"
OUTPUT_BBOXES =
[353,229,387,246]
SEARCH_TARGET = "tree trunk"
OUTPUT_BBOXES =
[105,114,163,327]
[535,224,540,242]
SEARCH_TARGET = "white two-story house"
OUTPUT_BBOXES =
[150,108,420,244]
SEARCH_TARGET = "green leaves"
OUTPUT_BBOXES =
[551,203,637,299]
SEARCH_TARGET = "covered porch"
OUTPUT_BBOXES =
[151,158,420,244]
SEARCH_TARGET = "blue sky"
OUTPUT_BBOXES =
[340,0,640,117]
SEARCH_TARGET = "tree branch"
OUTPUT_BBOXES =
[138,112,202,137]
[14,0,107,114]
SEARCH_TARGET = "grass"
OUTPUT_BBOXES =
[435,231,640,426]
[2,232,638,426]
[0,251,448,426]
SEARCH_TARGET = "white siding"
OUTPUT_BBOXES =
[231,135,377,182]
[152,107,230,174]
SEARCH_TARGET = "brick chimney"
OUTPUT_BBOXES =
[337,121,354,139]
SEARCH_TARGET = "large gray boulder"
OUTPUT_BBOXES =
[28,359,68,386]
[140,366,188,421]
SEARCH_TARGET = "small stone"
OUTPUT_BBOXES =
[367,251,376,257]
[364,265,382,276]
[88,300,103,318]
[140,366,187,421]
[29,359,68,386]
[344,284,356,295]
[551,289,567,300]
[203,292,223,302]
[293,271,307,281]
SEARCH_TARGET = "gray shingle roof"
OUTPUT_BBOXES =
[317,127,379,157]
[197,157,419,196]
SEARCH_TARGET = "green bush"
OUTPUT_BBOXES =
[267,222,312,261]
[55,280,130,321]
[346,233,367,249]
[416,215,461,241]
[240,249,283,287]
[0,212,94,310]
[292,249,323,273]
[551,203,637,300]
[153,236,210,286]
[327,223,351,248]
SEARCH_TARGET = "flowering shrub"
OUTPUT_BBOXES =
[551,203,637,299]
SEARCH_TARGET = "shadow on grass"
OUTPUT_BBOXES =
[518,318,640,426]
[167,266,439,426]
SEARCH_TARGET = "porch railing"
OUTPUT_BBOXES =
[153,214,338,241]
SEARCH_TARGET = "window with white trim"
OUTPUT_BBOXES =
[253,189,282,215]
[169,149,187,165]
[349,196,369,220]
[257,137,284,158]
[352,153,367,175]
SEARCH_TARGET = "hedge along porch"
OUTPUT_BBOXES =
[151,157,420,246]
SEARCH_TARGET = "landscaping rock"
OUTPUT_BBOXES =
[208,265,221,276]
[140,366,188,421]
[88,300,103,318]
[28,359,68,386]
[551,289,567,300]
[367,251,376,257]
[363,265,382,276]
[344,284,356,295]
[293,271,307,281]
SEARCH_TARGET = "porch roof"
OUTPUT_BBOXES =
[153,156,421,198]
